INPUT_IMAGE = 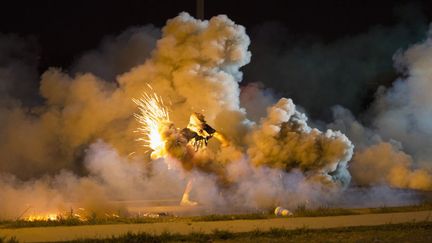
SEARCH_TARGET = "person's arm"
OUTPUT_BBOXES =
[213,131,229,147]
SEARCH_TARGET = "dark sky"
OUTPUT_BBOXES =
[1,0,431,71]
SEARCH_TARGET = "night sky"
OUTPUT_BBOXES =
[1,0,432,117]
[1,0,429,70]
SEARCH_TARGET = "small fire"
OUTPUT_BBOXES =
[24,213,58,221]
[21,208,104,222]
[133,89,170,159]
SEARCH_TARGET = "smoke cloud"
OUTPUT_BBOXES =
[244,3,428,118]
[247,98,353,188]
[71,25,160,82]
[0,10,431,220]
[0,34,40,105]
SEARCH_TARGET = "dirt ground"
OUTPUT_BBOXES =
[1,210,431,242]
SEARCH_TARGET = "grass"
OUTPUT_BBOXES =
[370,203,432,214]
[190,213,269,222]
[0,236,18,243]
[0,215,175,229]
[292,202,432,217]
[62,221,432,243]
[2,203,432,229]
[292,204,357,217]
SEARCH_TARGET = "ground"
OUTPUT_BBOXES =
[1,209,431,242]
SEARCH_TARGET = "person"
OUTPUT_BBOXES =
[181,112,229,151]
[178,112,229,206]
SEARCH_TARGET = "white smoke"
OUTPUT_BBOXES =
[331,104,432,190]
[373,32,432,163]
[361,32,432,190]
[0,141,185,219]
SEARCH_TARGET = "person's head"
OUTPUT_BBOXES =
[188,112,206,128]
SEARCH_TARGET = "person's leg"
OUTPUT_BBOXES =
[180,178,198,206]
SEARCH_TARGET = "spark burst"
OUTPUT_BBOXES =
[132,88,170,157]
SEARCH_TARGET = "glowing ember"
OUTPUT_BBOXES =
[132,89,171,159]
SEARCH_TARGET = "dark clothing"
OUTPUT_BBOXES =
[203,124,216,135]
[181,124,216,142]
[181,128,198,141]
[180,124,216,151]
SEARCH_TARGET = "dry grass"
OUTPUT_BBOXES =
[0,236,18,243]
[1,203,431,229]
[63,221,432,243]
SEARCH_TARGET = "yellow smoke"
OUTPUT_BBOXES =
[352,142,432,190]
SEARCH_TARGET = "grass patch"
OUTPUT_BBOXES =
[2,203,432,229]
[212,229,235,240]
[190,213,269,222]
[293,205,357,217]
[64,221,432,243]
[0,213,271,228]
[370,202,432,214]
[292,202,432,217]
[0,216,176,229]
[0,236,18,243]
